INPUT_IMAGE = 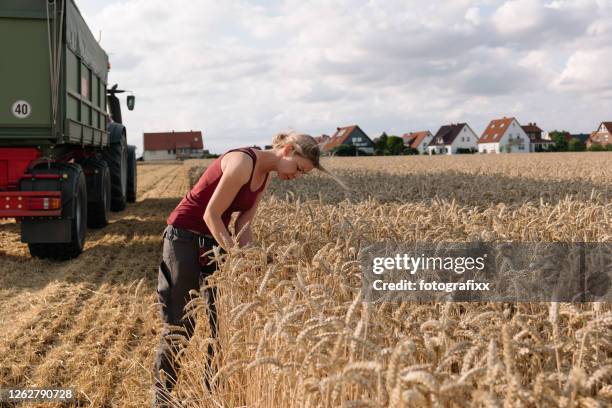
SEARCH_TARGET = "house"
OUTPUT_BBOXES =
[402,131,433,154]
[401,133,415,145]
[521,122,554,152]
[587,122,612,148]
[428,123,478,155]
[479,117,530,154]
[320,125,375,155]
[143,130,204,161]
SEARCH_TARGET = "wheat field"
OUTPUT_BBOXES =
[0,152,611,407]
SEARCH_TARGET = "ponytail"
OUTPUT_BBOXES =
[316,164,350,191]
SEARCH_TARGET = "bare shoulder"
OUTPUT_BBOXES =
[220,151,253,182]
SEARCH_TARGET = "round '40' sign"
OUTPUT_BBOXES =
[12,100,32,119]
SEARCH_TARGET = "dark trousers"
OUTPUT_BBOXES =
[153,225,222,406]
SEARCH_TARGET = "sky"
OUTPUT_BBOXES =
[76,0,612,155]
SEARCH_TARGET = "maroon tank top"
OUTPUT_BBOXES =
[166,147,268,236]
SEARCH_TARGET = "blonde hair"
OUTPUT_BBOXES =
[271,130,349,190]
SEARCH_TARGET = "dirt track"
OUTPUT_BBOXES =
[0,162,191,407]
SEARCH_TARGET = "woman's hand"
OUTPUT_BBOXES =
[203,152,253,252]
[234,176,270,248]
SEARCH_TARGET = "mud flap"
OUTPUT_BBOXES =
[21,218,71,243]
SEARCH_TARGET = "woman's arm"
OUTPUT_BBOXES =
[235,177,271,247]
[203,153,252,252]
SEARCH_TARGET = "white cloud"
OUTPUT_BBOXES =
[493,0,546,35]
[74,0,612,154]
[554,48,612,92]
[465,7,482,25]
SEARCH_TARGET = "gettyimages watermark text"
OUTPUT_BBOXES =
[360,242,611,303]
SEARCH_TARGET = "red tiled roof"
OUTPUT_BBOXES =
[144,131,203,151]
[401,133,416,145]
[591,122,612,136]
[403,131,431,149]
[320,125,357,152]
[480,117,514,143]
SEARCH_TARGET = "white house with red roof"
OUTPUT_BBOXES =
[402,131,433,154]
[143,130,204,161]
[478,117,530,154]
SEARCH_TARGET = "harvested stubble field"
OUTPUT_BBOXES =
[1,152,611,408]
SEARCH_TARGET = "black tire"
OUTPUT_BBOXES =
[126,145,137,203]
[87,160,112,228]
[103,131,128,211]
[28,168,88,261]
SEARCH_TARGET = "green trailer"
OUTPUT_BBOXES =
[0,0,137,260]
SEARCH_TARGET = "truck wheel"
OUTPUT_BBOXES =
[126,145,137,203]
[87,160,112,228]
[103,132,128,211]
[28,168,88,261]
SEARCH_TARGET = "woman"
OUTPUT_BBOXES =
[153,131,338,406]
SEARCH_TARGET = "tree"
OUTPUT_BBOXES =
[331,144,357,156]
[374,133,388,155]
[568,138,585,152]
[386,136,405,155]
[549,130,569,151]
[373,134,405,155]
